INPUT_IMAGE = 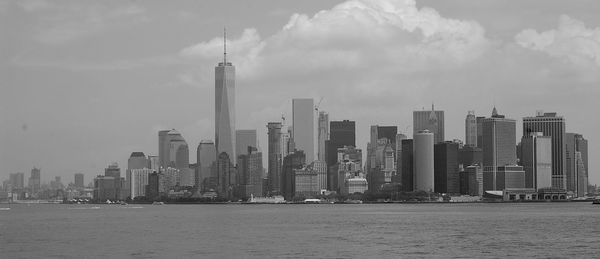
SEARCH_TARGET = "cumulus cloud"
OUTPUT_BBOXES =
[515,15,600,67]
[180,0,490,79]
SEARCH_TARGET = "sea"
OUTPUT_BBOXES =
[1,202,599,258]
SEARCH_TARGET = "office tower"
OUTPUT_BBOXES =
[522,112,566,189]
[237,146,263,198]
[414,130,434,192]
[458,146,483,167]
[281,151,306,201]
[292,98,315,162]
[482,107,517,191]
[483,165,525,191]
[309,160,327,191]
[235,130,257,160]
[394,133,407,183]
[413,104,445,143]
[318,111,329,162]
[465,111,477,147]
[160,167,181,193]
[267,122,283,195]
[434,141,460,194]
[215,35,236,164]
[459,165,483,196]
[94,176,118,202]
[130,168,152,199]
[401,139,414,191]
[216,152,236,200]
[327,120,356,165]
[105,163,121,178]
[294,168,320,198]
[74,173,84,188]
[50,176,64,190]
[476,116,485,148]
[281,127,293,158]
[197,140,216,190]
[366,125,398,191]
[334,146,363,194]
[128,152,148,170]
[370,125,398,146]
[158,130,170,168]
[29,168,41,195]
[147,155,159,170]
[520,133,552,189]
[167,130,189,169]
[565,133,588,196]
[145,172,160,201]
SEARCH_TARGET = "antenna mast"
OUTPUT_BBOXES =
[223,27,227,65]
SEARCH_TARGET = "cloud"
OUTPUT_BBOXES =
[515,15,600,67]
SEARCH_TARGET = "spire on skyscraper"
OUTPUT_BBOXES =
[223,27,227,65]
[492,106,498,117]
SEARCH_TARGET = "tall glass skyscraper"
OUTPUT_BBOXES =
[465,111,477,147]
[482,107,517,190]
[292,98,314,163]
[317,111,329,162]
[215,35,236,164]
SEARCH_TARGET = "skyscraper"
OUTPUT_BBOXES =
[29,168,41,195]
[523,112,566,189]
[317,111,329,162]
[414,130,434,192]
[74,173,84,189]
[267,122,283,195]
[292,98,315,162]
[197,140,216,190]
[237,147,263,198]
[434,141,460,194]
[565,133,588,197]
[235,130,257,159]
[126,152,148,198]
[281,150,306,201]
[482,107,517,191]
[327,120,356,166]
[413,104,445,143]
[465,111,477,147]
[166,130,189,169]
[520,132,552,189]
[158,130,170,168]
[400,139,414,192]
[215,33,236,164]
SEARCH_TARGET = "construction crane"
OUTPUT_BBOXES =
[314,97,324,112]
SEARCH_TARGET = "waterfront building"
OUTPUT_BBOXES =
[294,168,319,198]
[237,147,263,198]
[434,141,460,194]
[197,140,216,191]
[281,151,306,201]
[317,111,329,162]
[215,36,236,164]
[413,104,445,143]
[267,122,283,195]
[236,130,257,161]
[346,178,368,194]
[333,146,364,194]
[93,176,118,202]
[482,107,517,191]
[520,133,552,189]
[483,165,526,190]
[459,165,483,196]
[393,133,407,184]
[310,160,327,191]
[522,111,566,189]
[216,152,237,199]
[29,168,41,195]
[292,98,315,162]
[414,130,434,192]
[130,168,153,199]
[465,111,477,147]
[565,133,588,197]
[145,172,160,201]
[126,152,148,198]
[400,139,414,192]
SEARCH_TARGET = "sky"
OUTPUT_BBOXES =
[1,0,599,185]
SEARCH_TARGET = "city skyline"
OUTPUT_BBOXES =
[2,0,599,185]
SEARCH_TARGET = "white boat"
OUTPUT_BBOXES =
[152,201,165,205]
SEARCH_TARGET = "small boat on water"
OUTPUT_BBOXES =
[593,199,600,205]
[152,201,165,205]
